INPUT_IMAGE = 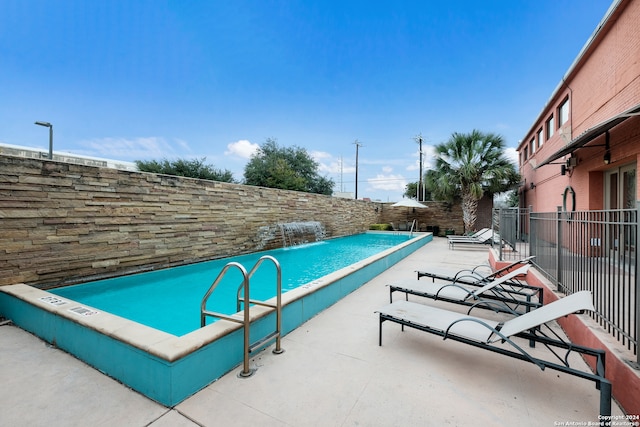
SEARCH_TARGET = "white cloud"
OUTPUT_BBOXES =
[366,172,407,192]
[407,144,436,172]
[81,137,183,160]
[310,150,332,160]
[423,145,437,166]
[504,147,519,166]
[407,162,419,172]
[225,139,259,159]
[307,151,355,175]
[320,161,346,174]
[175,139,190,152]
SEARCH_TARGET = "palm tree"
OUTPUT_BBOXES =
[425,130,520,233]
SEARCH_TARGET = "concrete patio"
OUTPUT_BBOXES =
[0,237,624,426]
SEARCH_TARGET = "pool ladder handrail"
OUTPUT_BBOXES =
[200,255,284,378]
[409,219,417,237]
[236,255,284,359]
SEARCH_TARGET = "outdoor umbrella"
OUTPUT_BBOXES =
[391,199,428,209]
[391,199,428,230]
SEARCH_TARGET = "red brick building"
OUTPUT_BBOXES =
[514,1,640,415]
[518,0,640,212]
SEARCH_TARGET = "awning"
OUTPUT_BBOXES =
[536,102,640,168]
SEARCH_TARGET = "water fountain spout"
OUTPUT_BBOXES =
[278,221,326,247]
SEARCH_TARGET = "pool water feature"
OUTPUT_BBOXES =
[0,232,431,406]
[278,220,326,247]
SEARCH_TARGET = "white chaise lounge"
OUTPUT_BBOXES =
[389,265,539,314]
[416,255,535,284]
[376,290,611,417]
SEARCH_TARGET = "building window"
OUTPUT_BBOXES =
[529,138,535,155]
[524,146,528,160]
[546,115,554,139]
[537,128,543,148]
[558,97,570,126]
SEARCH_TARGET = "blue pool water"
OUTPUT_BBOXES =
[52,233,412,336]
[1,231,431,405]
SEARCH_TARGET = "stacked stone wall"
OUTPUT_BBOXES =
[0,155,380,288]
[379,200,471,235]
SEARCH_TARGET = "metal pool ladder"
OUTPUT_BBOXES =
[409,219,417,237]
[200,255,284,378]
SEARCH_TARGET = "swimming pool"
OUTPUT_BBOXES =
[50,233,413,336]
[0,232,431,406]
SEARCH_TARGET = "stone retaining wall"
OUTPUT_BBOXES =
[379,201,465,235]
[0,155,380,288]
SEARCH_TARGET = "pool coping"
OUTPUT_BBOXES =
[0,232,431,405]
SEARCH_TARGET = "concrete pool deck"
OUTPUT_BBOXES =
[0,236,624,426]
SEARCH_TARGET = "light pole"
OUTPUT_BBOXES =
[414,133,423,201]
[35,121,53,159]
[353,140,362,199]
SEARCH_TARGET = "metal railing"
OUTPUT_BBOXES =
[494,206,638,364]
[201,255,284,377]
[492,207,531,261]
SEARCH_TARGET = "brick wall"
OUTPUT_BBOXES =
[518,0,640,212]
[0,155,382,288]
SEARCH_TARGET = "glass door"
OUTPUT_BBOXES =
[606,163,637,209]
[622,166,636,209]
[604,163,636,261]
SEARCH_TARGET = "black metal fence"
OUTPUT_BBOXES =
[492,207,531,261]
[493,207,638,364]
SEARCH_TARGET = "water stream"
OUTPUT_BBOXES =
[278,221,326,247]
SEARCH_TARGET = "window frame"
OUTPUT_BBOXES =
[558,97,570,127]
[537,128,544,149]
[546,115,555,140]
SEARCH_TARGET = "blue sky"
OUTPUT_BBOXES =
[1,0,612,201]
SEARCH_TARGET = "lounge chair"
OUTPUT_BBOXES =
[447,229,495,249]
[447,227,490,239]
[376,291,612,417]
[447,228,492,241]
[389,265,539,314]
[416,256,535,284]
[416,255,535,283]
[414,256,541,309]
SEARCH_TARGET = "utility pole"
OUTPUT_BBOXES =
[353,140,362,199]
[414,133,423,201]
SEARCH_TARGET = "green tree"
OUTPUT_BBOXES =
[404,182,418,199]
[505,189,520,207]
[404,181,432,201]
[135,157,235,182]
[243,139,334,195]
[425,130,520,232]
